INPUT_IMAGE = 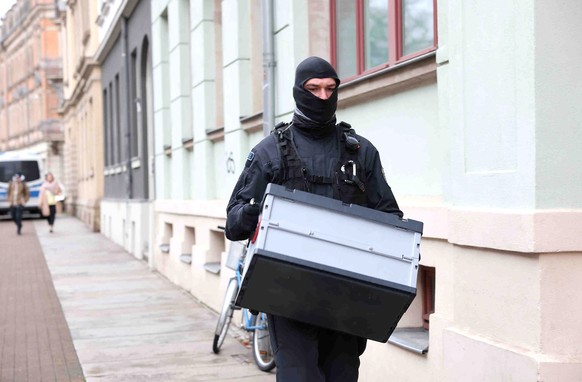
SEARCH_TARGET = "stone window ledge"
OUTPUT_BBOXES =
[388,327,429,354]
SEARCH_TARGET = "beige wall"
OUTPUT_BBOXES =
[72,78,103,230]
[60,0,103,230]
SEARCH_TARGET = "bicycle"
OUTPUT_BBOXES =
[212,233,276,372]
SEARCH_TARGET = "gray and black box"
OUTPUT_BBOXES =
[235,184,423,342]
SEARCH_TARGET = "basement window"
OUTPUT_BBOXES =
[388,265,435,354]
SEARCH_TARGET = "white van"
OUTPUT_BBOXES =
[0,152,44,216]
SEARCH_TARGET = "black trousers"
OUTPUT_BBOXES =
[47,205,57,226]
[10,205,23,229]
[268,315,366,382]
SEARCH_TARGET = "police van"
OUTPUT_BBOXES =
[0,151,44,216]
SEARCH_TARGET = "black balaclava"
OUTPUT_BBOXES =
[292,56,340,129]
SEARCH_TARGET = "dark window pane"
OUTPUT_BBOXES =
[0,160,41,182]
[335,0,358,78]
[402,0,434,56]
[131,50,138,158]
[364,0,389,70]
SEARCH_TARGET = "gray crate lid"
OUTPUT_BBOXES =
[262,183,424,234]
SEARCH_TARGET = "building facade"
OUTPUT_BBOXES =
[0,0,64,179]
[150,0,264,312]
[58,0,103,230]
[97,0,153,260]
[149,0,582,381]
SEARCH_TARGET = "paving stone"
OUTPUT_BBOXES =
[0,218,84,382]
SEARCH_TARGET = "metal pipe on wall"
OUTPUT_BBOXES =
[122,16,133,200]
[262,0,275,137]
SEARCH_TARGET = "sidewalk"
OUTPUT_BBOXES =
[1,215,275,381]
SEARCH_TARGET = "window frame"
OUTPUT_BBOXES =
[421,265,435,330]
[330,0,438,82]
[387,264,434,354]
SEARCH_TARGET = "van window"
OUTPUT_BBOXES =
[0,161,41,182]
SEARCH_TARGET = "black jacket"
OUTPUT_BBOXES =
[225,123,402,241]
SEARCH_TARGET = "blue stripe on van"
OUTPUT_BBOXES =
[0,187,39,198]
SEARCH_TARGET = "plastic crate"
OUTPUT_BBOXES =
[235,184,423,342]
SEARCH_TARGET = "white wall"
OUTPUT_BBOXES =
[534,0,582,209]
[444,0,536,209]
[101,200,149,259]
[97,0,122,43]
[338,84,442,199]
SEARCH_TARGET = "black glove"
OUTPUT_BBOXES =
[240,203,260,233]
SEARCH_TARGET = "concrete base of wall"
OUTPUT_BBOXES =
[152,200,233,315]
[75,198,101,232]
[101,199,151,260]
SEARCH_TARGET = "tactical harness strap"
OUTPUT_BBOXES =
[337,122,366,193]
[272,121,367,205]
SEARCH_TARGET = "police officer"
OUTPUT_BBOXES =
[225,56,402,381]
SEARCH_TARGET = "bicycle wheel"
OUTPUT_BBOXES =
[252,313,276,372]
[212,277,238,354]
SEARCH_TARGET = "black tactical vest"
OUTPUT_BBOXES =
[272,121,367,206]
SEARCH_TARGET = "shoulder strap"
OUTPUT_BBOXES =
[271,122,304,182]
[336,122,365,192]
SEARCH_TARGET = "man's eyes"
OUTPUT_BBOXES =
[306,86,335,91]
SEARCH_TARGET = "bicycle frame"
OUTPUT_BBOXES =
[214,228,275,372]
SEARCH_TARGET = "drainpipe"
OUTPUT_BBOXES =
[122,16,132,248]
[262,0,275,137]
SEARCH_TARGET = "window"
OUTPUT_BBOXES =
[331,0,437,79]
[115,74,122,164]
[130,49,138,158]
[160,9,171,147]
[388,265,435,354]
[103,88,109,166]
[108,83,114,165]
[213,0,224,130]
[0,160,40,182]
[421,265,435,329]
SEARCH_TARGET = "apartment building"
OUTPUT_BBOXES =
[58,0,103,229]
[96,0,154,260]
[149,0,582,381]
[0,0,63,179]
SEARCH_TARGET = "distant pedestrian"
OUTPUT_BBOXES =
[7,173,30,235]
[39,172,62,233]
